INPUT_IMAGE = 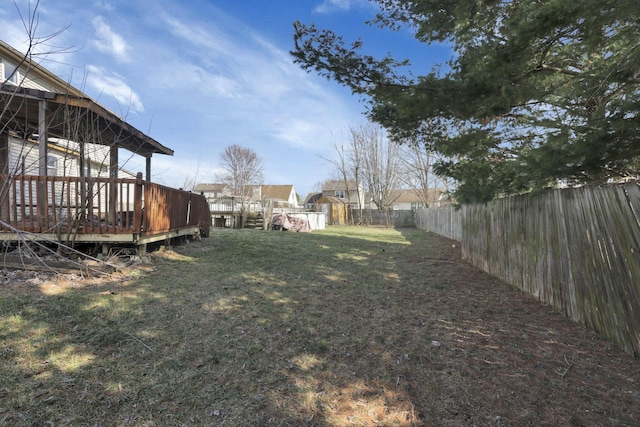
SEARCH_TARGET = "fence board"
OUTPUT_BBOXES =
[415,206,462,241]
[349,209,416,227]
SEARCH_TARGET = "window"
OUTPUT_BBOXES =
[1,60,18,85]
[411,202,424,210]
[84,157,92,177]
[335,190,346,199]
[47,155,57,176]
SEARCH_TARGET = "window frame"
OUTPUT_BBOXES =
[1,60,19,85]
[46,155,58,176]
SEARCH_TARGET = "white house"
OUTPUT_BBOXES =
[193,183,299,212]
[389,188,450,210]
[193,183,232,200]
[259,185,298,208]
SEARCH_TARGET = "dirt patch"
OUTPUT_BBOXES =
[387,232,639,425]
[0,254,155,295]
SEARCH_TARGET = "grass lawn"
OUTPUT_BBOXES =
[1,226,639,426]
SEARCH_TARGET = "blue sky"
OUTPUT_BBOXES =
[1,0,450,197]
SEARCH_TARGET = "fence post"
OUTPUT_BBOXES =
[134,172,143,232]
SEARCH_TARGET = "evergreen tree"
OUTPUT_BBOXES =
[292,0,640,203]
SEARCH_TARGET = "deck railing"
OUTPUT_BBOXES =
[0,174,210,238]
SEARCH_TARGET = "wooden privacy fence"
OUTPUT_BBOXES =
[416,183,640,356]
[0,174,210,239]
[414,206,462,241]
[349,208,416,227]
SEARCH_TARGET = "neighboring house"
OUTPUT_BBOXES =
[195,182,300,229]
[304,192,322,210]
[321,180,366,208]
[193,183,232,200]
[193,183,238,217]
[389,189,448,210]
[0,39,210,253]
[259,185,298,208]
[194,183,298,205]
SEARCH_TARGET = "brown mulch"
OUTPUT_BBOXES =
[384,231,640,426]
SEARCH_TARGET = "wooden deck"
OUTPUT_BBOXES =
[0,174,210,252]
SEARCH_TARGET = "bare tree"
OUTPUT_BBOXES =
[321,137,361,223]
[398,139,452,208]
[323,123,403,225]
[219,144,263,209]
[351,123,402,210]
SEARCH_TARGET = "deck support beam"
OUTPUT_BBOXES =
[0,133,8,223]
[37,101,48,228]
[109,145,118,226]
[146,155,152,183]
[38,100,48,176]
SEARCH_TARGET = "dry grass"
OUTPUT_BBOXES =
[1,226,639,426]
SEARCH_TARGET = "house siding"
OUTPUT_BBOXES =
[6,136,129,179]
[1,52,74,94]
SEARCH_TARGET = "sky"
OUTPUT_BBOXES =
[0,0,450,198]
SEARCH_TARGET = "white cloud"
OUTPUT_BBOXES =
[146,14,360,154]
[92,0,115,12]
[313,0,368,13]
[85,65,144,113]
[164,17,235,58]
[91,16,129,62]
[151,59,241,99]
[155,16,287,100]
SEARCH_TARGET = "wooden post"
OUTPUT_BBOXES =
[79,142,87,177]
[108,145,118,228]
[133,172,143,233]
[38,101,47,176]
[133,172,145,259]
[38,100,48,228]
[0,132,8,175]
[0,133,8,223]
[146,155,152,183]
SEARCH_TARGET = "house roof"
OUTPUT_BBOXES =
[0,40,173,157]
[321,180,360,192]
[193,183,229,193]
[392,189,444,204]
[193,184,296,202]
[304,192,322,204]
[260,185,294,201]
[0,40,87,97]
[317,195,346,204]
